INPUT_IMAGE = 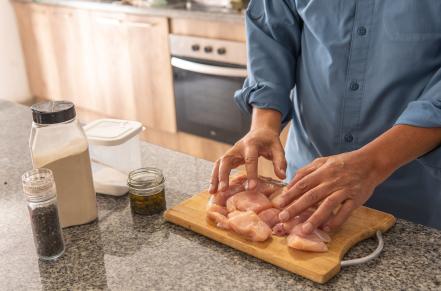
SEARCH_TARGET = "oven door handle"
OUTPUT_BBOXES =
[171,57,247,78]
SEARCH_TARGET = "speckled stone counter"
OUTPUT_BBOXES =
[1,99,441,290]
[12,0,244,23]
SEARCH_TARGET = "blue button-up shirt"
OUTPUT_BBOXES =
[235,0,441,229]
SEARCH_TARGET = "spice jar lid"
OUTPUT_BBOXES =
[31,101,76,125]
[22,168,56,202]
[128,167,165,196]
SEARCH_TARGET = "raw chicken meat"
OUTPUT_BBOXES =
[255,176,285,197]
[258,208,281,228]
[273,208,316,236]
[206,175,332,252]
[206,198,230,230]
[226,191,273,213]
[228,210,272,242]
[286,224,331,252]
[210,175,247,206]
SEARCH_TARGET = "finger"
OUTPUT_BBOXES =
[287,158,326,189]
[218,155,235,192]
[301,191,346,234]
[244,146,259,190]
[209,159,220,193]
[271,142,287,179]
[323,199,356,231]
[273,169,323,209]
[279,182,333,222]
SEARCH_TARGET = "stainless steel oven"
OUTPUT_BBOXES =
[170,34,250,145]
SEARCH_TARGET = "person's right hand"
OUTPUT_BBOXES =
[209,108,287,194]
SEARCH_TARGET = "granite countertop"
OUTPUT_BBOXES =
[1,99,441,290]
[12,0,245,23]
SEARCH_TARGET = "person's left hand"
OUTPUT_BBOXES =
[276,150,392,234]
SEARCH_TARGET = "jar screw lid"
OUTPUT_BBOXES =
[31,101,76,124]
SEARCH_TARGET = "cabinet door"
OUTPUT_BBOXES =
[13,3,43,98]
[91,12,136,119]
[13,3,56,99]
[50,7,81,102]
[125,15,176,132]
[30,5,60,100]
[72,10,99,110]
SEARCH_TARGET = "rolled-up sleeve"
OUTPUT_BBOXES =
[395,68,441,178]
[234,0,302,125]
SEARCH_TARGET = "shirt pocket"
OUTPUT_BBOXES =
[383,0,441,41]
[246,0,264,20]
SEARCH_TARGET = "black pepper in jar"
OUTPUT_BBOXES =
[22,168,65,260]
[28,203,64,258]
[128,168,166,215]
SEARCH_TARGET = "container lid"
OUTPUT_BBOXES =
[31,101,76,124]
[84,119,143,146]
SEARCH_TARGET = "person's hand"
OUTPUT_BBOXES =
[209,126,286,194]
[277,150,392,234]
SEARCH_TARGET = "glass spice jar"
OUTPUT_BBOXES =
[22,168,65,260]
[128,168,166,215]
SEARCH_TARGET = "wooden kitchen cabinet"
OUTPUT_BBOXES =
[170,18,246,42]
[90,12,176,131]
[14,3,52,99]
[91,12,135,120]
[125,14,176,132]
[14,3,176,132]
[50,7,82,102]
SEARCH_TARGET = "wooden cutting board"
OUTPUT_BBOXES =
[164,190,396,284]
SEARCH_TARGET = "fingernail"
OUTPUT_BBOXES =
[302,222,314,234]
[219,181,226,191]
[279,167,286,175]
[208,184,214,193]
[279,211,289,222]
[323,225,331,232]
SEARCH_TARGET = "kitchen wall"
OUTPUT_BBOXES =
[0,0,31,103]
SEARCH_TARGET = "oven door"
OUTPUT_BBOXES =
[172,56,251,145]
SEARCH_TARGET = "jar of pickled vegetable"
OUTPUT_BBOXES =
[128,168,166,215]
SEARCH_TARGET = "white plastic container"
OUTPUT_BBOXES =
[84,119,143,196]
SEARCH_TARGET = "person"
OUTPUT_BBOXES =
[209,0,441,233]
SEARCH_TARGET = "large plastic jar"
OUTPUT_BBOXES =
[29,101,97,228]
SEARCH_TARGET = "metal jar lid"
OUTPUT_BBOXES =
[31,101,76,125]
[128,167,165,196]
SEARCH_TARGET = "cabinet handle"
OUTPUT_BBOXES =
[96,17,122,25]
[125,21,156,28]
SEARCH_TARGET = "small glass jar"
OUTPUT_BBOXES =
[22,168,65,260]
[128,168,166,215]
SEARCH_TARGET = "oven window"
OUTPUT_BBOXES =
[173,57,251,144]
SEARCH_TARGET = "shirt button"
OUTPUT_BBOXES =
[350,81,359,91]
[357,26,367,36]
[344,133,354,143]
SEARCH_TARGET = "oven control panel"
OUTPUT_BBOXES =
[169,34,247,66]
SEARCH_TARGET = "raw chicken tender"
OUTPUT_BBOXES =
[211,176,247,206]
[226,191,273,213]
[255,177,285,197]
[206,196,230,229]
[273,208,316,236]
[228,211,272,242]
[206,175,333,252]
[286,224,331,252]
[258,208,281,228]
